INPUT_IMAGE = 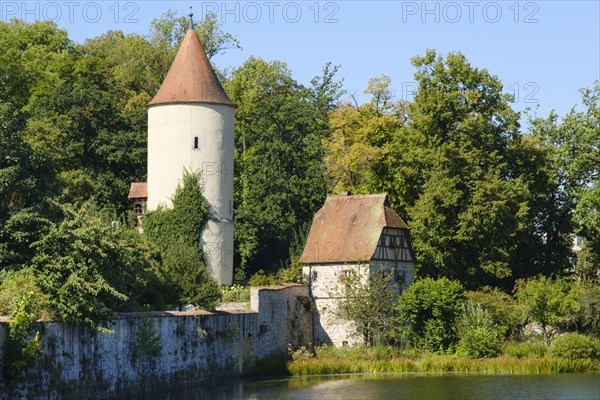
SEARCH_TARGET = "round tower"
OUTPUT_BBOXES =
[147,16,234,286]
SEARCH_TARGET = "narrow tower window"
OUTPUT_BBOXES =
[193,136,199,149]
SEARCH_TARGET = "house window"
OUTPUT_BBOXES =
[339,270,351,281]
[388,237,397,248]
[311,270,318,281]
[193,136,199,149]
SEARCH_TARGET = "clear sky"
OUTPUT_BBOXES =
[3,1,599,126]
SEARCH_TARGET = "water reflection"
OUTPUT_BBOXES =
[151,373,600,400]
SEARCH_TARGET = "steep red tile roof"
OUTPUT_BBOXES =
[300,194,410,264]
[127,182,147,199]
[148,28,234,107]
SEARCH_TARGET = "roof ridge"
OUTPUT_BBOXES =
[326,193,387,199]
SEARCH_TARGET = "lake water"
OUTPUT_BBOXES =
[161,373,600,400]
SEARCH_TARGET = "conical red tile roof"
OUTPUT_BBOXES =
[148,29,234,107]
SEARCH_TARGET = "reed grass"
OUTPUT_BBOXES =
[287,347,599,376]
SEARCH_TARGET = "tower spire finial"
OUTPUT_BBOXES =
[188,7,194,30]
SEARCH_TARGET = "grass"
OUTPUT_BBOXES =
[287,345,600,376]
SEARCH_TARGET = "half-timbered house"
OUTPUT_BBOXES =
[300,193,416,345]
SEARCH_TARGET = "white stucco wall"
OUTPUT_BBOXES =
[147,103,234,285]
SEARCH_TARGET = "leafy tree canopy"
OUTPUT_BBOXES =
[30,202,159,330]
[228,58,343,273]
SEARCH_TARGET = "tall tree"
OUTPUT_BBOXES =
[324,52,561,287]
[530,82,600,277]
[388,51,575,287]
[227,58,342,273]
[323,75,407,195]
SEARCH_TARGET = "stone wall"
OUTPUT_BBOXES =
[0,284,311,399]
[302,262,414,346]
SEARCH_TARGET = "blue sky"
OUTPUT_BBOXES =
[3,1,599,126]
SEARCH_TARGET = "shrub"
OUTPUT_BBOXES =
[276,259,303,283]
[548,333,599,360]
[456,301,501,358]
[142,170,219,309]
[466,286,519,338]
[502,340,547,358]
[0,269,49,318]
[396,277,465,352]
[2,292,44,379]
[248,270,278,287]
[331,267,397,346]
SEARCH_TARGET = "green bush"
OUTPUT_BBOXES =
[456,301,501,358]
[0,269,49,317]
[502,340,547,358]
[396,277,465,352]
[466,286,519,338]
[248,270,278,287]
[548,333,599,360]
[276,259,303,283]
[514,276,577,345]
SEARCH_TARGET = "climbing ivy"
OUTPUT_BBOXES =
[2,293,43,379]
[143,170,220,309]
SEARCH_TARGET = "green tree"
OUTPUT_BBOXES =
[0,101,54,270]
[573,280,600,337]
[323,76,407,194]
[330,267,397,345]
[514,275,578,344]
[24,47,146,210]
[30,202,160,329]
[396,277,465,352]
[530,81,600,278]
[401,51,536,286]
[143,170,219,309]
[228,58,342,273]
[0,21,64,271]
[323,52,567,288]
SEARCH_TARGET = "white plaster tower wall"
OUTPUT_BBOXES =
[146,18,235,286]
[147,103,234,285]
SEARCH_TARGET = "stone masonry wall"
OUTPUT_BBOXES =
[0,284,311,399]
